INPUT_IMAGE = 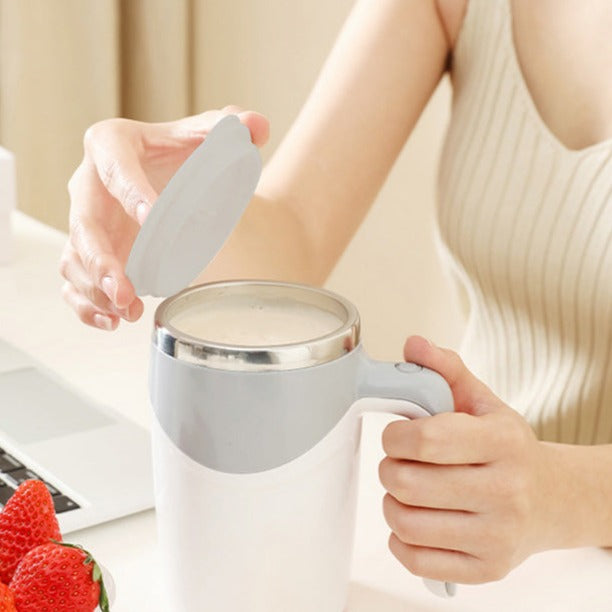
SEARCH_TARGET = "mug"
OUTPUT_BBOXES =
[149,280,455,611]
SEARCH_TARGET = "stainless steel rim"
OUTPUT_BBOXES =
[153,280,361,371]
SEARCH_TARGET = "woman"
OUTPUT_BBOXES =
[59,0,612,586]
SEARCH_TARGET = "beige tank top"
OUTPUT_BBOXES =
[437,0,612,444]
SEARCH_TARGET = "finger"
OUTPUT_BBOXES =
[83,121,159,224]
[161,106,270,148]
[123,297,144,322]
[379,457,491,511]
[381,411,503,464]
[237,110,270,146]
[69,216,138,311]
[68,166,139,310]
[61,281,120,331]
[388,533,488,585]
[59,245,143,322]
[59,244,116,312]
[383,494,477,553]
[403,336,493,414]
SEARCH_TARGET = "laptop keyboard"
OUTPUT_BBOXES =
[0,447,79,513]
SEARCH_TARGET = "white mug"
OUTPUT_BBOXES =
[150,280,455,611]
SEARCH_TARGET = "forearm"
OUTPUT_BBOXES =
[539,441,612,550]
[198,0,449,287]
[195,193,325,286]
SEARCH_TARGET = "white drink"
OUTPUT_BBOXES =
[170,294,343,346]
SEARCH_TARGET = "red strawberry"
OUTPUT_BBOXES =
[0,582,16,612]
[0,480,61,584]
[10,541,109,612]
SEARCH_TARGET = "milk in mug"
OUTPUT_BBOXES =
[169,293,344,346]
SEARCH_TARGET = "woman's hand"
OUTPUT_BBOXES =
[378,336,559,584]
[59,107,269,330]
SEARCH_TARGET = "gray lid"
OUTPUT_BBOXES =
[125,115,262,297]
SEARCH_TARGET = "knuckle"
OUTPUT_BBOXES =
[60,281,73,303]
[74,298,89,320]
[58,257,69,280]
[492,421,513,449]
[381,421,407,455]
[68,219,86,252]
[446,347,461,362]
[387,506,416,544]
[98,156,120,192]
[379,457,404,487]
[83,121,107,151]
[119,181,142,215]
[497,416,525,448]
[381,423,396,454]
[443,347,465,370]
[68,214,83,236]
[82,123,99,149]
[83,118,128,150]
[82,279,99,304]
[67,162,88,199]
[74,297,94,324]
[398,544,424,576]
[82,250,107,282]
[394,519,416,544]
[380,460,414,501]
[479,521,513,560]
[480,558,511,583]
[61,282,99,327]
[378,457,393,487]
[412,421,441,460]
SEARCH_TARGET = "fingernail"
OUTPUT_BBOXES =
[136,202,150,225]
[93,314,113,331]
[425,337,436,347]
[123,303,134,321]
[101,276,116,302]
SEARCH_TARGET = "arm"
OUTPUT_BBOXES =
[379,336,612,584]
[61,0,449,329]
[204,0,450,285]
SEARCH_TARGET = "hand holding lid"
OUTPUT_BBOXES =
[61,110,266,330]
[126,115,262,297]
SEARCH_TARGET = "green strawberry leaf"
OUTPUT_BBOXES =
[97,570,111,612]
[94,561,111,612]
[92,563,102,582]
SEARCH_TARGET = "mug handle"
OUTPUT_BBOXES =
[357,354,457,598]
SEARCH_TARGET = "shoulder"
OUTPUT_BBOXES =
[435,0,469,50]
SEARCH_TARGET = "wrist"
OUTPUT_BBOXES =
[535,441,612,551]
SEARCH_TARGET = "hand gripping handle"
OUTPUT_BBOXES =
[358,355,457,598]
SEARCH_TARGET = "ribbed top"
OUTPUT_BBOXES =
[437,0,612,443]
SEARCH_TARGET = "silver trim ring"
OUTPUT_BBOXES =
[153,280,361,371]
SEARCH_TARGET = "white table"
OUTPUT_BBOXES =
[1,212,611,611]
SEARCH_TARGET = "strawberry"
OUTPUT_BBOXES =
[10,541,109,612]
[0,480,61,584]
[0,582,16,612]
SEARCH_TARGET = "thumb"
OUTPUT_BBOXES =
[403,335,500,415]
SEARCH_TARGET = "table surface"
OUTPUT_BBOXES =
[1,211,611,611]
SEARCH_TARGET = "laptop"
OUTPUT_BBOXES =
[0,337,154,533]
